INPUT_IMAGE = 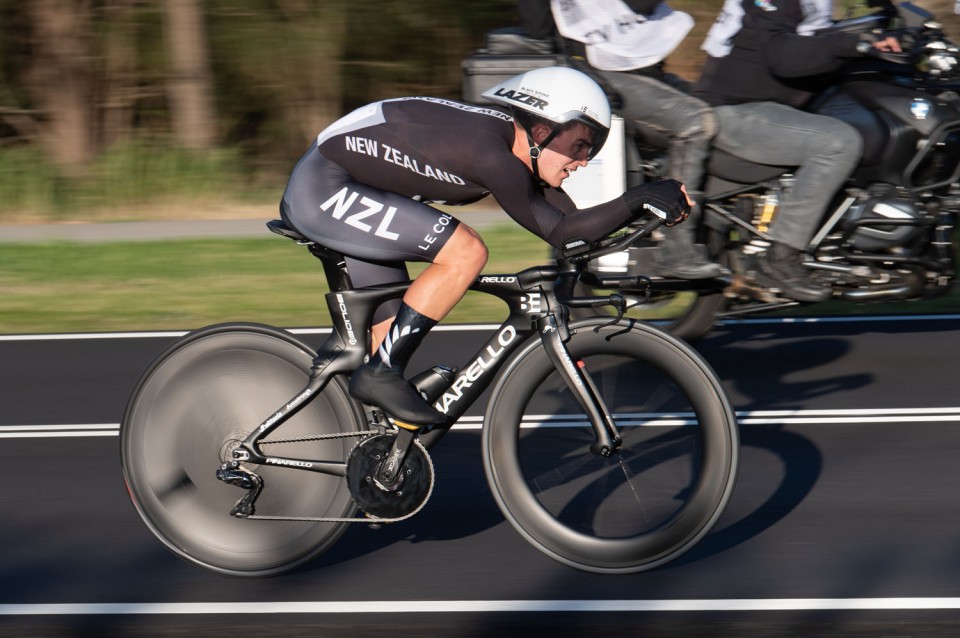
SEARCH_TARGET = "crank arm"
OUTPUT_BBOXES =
[374,427,418,488]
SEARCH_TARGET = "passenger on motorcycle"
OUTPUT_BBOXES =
[517,0,724,280]
[693,0,900,303]
[279,66,694,429]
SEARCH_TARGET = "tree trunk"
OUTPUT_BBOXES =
[26,0,97,174]
[101,0,139,148]
[163,0,216,150]
[274,0,347,145]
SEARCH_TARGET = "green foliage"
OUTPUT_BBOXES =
[2,0,960,223]
[340,0,516,107]
[0,223,545,333]
[88,141,248,204]
[0,146,59,215]
[0,141,251,221]
[0,1,521,188]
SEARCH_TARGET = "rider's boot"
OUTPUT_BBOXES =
[349,302,446,430]
[651,223,725,280]
[757,242,831,303]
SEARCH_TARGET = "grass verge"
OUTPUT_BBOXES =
[3,222,959,335]
[0,224,547,334]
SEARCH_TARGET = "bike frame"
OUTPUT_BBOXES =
[226,234,630,482]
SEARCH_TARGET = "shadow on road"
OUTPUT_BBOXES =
[669,424,823,569]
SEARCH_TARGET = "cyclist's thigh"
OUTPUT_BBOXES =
[280,148,461,264]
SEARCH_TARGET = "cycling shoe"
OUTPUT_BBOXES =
[349,364,446,428]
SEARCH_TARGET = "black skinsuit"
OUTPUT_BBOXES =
[281,96,636,320]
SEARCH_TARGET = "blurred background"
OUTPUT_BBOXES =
[2,0,959,226]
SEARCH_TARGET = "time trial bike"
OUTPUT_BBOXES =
[120,217,739,576]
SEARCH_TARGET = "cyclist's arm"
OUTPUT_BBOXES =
[482,153,634,249]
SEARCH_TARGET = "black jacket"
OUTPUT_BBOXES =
[693,0,863,108]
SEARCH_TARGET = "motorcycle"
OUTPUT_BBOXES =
[462,1,960,340]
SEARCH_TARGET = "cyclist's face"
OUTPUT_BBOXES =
[536,123,594,188]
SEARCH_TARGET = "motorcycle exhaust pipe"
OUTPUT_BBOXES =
[835,284,917,302]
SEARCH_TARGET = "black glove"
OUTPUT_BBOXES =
[623,179,692,227]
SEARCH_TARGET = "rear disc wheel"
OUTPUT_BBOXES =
[120,323,365,576]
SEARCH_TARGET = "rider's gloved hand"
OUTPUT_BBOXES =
[623,179,692,227]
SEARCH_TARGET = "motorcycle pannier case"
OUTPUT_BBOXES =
[462,53,567,104]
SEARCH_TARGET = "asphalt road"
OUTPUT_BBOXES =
[3,316,960,636]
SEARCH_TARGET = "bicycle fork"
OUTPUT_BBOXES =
[537,312,622,456]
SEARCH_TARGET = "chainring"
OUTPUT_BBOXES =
[346,433,434,519]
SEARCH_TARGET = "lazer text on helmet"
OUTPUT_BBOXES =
[491,88,549,111]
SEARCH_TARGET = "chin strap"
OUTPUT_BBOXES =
[525,125,561,186]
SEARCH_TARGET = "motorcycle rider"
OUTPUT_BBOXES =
[693,0,900,303]
[280,67,694,430]
[517,0,724,280]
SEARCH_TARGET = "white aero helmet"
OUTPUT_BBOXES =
[482,66,611,165]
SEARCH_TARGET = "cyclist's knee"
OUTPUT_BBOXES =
[440,224,488,273]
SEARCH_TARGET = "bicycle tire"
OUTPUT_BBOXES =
[120,322,365,577]
[482,317,738,573]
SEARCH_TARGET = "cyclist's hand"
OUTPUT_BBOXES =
[624,179,693,227]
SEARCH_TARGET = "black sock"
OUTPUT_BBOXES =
[367,302,438,375]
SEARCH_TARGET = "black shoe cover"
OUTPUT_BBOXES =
[349,364,446,427]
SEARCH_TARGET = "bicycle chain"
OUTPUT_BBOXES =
[244,430,434,525]
[258,430,368,445]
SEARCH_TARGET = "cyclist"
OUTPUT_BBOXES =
[280,66,693,430]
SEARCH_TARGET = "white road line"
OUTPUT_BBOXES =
[0,423,119,439]
[0,324,502,342]
[4,598,960,615]
[718,314,960,325]
[6,408,960,439]
[0,314,958,341]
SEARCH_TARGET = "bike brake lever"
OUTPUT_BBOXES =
[607,294,627,325]
[592,276,652,331]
